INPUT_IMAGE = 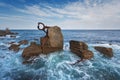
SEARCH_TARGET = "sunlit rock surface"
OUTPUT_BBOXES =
[70,40,93,60]
[94,46,113,57]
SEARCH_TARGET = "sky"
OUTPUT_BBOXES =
[0,0,120,30]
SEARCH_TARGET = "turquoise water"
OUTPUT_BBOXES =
[0,30,120,80]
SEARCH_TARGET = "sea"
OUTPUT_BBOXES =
[0,30,120,80]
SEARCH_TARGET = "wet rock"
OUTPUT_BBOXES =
[42,46,62,54]
[19,40,28,45]
[22,42,42,59]
[94,46,113,57]
[48,26,63,48]
[22,60,32,64]
[70,40,88,51]
[22,25,63,61]
[80,50,94,59]
[0,28,17,36]
[69,40,93,60]
[9,44,20,52]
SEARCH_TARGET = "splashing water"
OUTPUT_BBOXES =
[0,30,120,80]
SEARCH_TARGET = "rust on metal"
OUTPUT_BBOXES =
[37,22,50,33]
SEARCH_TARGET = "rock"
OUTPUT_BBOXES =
[22,25,63,60]
[9,44,20,52]
[94,46,113,57]
[48,26,63,49]
[22,42,42,59]
[0,30,6,36]
[70,40,88,51]
[0,28,17,36]
[42,46,62,54]
[80,50,94,59]
[40,26,63,53]
[22,60,32,64]
[69,40,93,60]
[19,40,28,45]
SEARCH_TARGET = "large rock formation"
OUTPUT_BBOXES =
[70,40,93,60]
[48,26,63,48]
[94,46,113,57]
[22,26,63,60]
[22,42,42,59]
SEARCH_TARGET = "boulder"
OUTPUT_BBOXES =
[22,26,63,60]
[69,40,93,60]
[19,40,28,45]
[40,26,63,53]
[94,46,113,57]
[80,50,94,59]
[70,40,88,51]
[48,26,63,49]
[9,44,20,52]
[22,42,42,59]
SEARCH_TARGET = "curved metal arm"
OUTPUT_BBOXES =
[37,22,49,33]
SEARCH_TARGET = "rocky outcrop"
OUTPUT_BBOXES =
[70,40,93,60]
[9,44,20,52]
[8,40,28,52]
[18,40,28,45]
[48,26,63,48]
[0,28,17,36]
[94,46,113,57]
[22,26,63,60]
[22,42,42,59]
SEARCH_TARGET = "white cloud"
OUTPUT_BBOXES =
[0,0,120,29]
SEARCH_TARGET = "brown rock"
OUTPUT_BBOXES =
[69,40,93,60]
[40,36,50,47]
[94,46,113,57]
[81,50,94,59]
[19,40,28,45]
[22,42,42,59]
[48,26,63,49]
[0,28,18,36]
[22,26,63,60]
[9,44,20,52]
[42,46,62,54]
[70,40,88,51]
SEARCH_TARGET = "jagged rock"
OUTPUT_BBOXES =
[80,50,94,59]
[42,46,62,54]
[22,42,42,59]
[40,26,63,53]
[94,46,113,57]
[48,26,63,49]
[69,40,93,60]
[9,44,20,52]
[70,40,88,51]
[22,26,63,61]
[0,28,17,36]
[19,40,28,45]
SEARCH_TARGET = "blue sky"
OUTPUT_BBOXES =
[0,0,120,29]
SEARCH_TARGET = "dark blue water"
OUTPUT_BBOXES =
[0,30,120,80]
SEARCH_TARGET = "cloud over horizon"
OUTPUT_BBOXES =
[0,0,120,29]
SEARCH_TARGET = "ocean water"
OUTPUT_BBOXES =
[0,30,120,80]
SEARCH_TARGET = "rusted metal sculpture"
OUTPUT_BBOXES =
[37,22,50,34]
